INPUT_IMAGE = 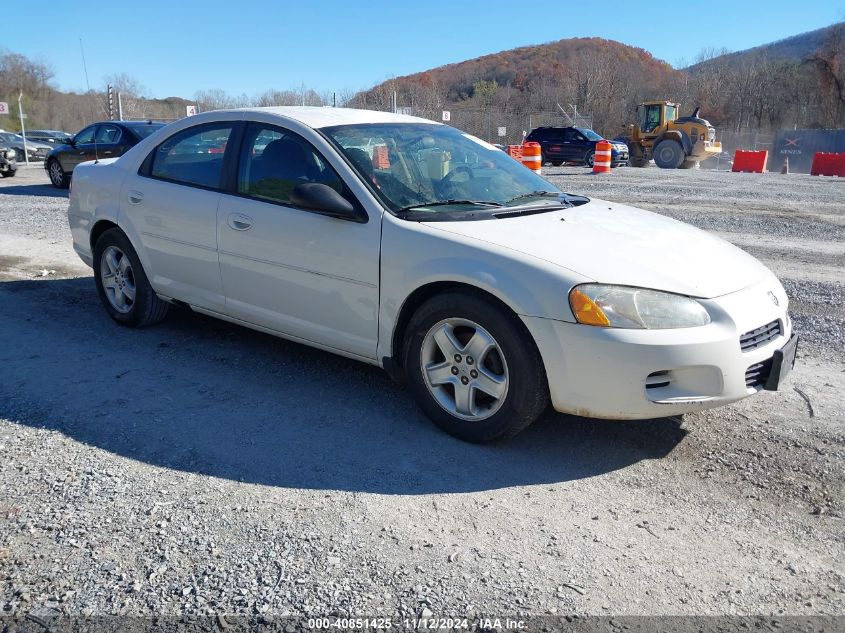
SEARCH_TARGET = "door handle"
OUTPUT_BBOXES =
[127,191,144,205]
[227,213,253,231]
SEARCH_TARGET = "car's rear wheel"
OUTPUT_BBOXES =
[93,228,169,327]
[403,292,548,443]
[0,169,15,178]
[48,159,69,189]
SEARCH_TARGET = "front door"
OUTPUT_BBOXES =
[217,122,381,360]
[63,124,98,172]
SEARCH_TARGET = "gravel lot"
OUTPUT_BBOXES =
[0,166,843,626]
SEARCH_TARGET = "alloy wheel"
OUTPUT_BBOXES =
[420,318,509,421]
[100,245,136,314]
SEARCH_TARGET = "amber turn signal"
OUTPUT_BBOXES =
[570,288,611,327]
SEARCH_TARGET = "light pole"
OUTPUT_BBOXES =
[18,92,29,166]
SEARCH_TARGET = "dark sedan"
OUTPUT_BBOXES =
[45,120,165,188]
[26,129,74,147]
[525,126,628,167]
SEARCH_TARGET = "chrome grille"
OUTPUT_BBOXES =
[745,358,773,389]
[740,320,781,353]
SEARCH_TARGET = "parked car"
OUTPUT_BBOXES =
[525,126,628,167]
[25,129,74,147]
[0,131,52,163]
[68,107,797,443]
[45,120,166,188]
[0,143,16,177]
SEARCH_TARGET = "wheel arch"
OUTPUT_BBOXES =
[384,280,540,383]
[655,130,692,155]
[89,219,121,254]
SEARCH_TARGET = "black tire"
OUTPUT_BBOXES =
[93,228,169,327]
[403,291,549,443]
[584,150,595,167]
[551,161,563,167]
[653,140,685,169]
[0,169,15,178]
[47,159,69,189]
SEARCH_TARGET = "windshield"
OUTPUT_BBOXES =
[0,133,23,143]
[128,124,164,139]
[322,123,563,214]
[576,127,603,141]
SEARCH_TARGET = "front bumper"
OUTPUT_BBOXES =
[521,276,792,419]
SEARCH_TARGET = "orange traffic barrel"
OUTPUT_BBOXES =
[592,140,612,173]
[522,141,541,174]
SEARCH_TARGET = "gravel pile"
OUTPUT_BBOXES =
[1,168,843,622]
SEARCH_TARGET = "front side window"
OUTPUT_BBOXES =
[238,123,344,206]
[95,124,122,144]
[576,128,603,142]
[323,123,562,214]
[148,123,234,189]
[75,126,96,144]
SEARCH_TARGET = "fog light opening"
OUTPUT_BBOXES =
[646,370,671,389]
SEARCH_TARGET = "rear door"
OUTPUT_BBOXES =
[118,121,236,312]
[92,123,128,161]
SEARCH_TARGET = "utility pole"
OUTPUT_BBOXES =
[107,84,115,120]
[18,92,29,166]
[117,92,124,121]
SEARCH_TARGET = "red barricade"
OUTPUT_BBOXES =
[810,152,845,177]
[506,145,523,160]
[732,150,768,173]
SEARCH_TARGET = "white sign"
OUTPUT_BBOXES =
[186,105,197,117]
[0,102,8,115]
[497,126,507,137]
[441,110,450,122]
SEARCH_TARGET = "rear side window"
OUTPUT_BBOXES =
[95,124,122,144]
[147,124,234,189]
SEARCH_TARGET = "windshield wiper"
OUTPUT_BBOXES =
[505,191,562,204]
[397,199,503,213]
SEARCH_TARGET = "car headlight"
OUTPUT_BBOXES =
[569,284,711,329]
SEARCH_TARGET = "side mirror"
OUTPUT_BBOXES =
[65,136,75,146]
[290,183,367,223]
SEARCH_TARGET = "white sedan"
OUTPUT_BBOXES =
[67,107,797,443]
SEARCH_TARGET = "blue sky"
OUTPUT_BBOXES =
[5,1,843,99]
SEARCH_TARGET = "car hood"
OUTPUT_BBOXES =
[421,198,771,298]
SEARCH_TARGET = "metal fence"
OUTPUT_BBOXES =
[395,106,593,145]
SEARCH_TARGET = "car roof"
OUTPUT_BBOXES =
[118,120,166,127]
[231,106,441,129]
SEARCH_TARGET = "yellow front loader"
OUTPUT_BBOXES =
[622,101,722,169]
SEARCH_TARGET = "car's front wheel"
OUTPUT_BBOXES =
[47,159,69,188]
[0,169,15,178]
[403,292,548,443]
[93,228,169,327]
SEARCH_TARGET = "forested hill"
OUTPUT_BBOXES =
[688,21,845,72]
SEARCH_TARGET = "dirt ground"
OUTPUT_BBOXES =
[0,166,842,624]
